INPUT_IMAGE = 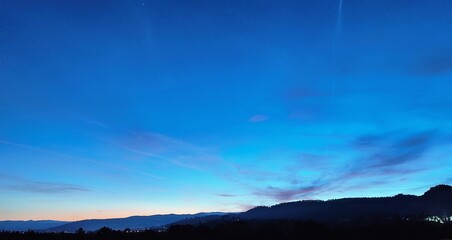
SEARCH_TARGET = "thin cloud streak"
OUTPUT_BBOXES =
[101,131,231,173]
[216,193,249,198]
[0,174,89,194]
[0,140,166,180]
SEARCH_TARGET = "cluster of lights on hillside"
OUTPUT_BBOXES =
[424,216,452,224]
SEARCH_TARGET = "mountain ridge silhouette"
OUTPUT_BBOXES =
[238,184,452,221]
[1,185,450,232]
[174,184,452,225]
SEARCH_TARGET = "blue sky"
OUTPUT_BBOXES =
[1,0,452,220]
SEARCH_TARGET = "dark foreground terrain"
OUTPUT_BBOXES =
[2,185,451,239]
[1,219,451,240]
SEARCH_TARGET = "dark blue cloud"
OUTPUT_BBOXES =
[255,183,328,202]
[353,131,438,169]
[411,49,452,76]
[251,130,450,201]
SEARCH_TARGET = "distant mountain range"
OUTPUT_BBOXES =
[0,220,69,232]
[45,212,225,232]
[0,213,225,232]
[1,185,451,232]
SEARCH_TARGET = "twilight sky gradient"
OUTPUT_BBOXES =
[1,0,452,221]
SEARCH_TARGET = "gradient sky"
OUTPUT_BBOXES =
[1,0,452,221]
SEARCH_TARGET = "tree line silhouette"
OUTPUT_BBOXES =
[1,219,451,240]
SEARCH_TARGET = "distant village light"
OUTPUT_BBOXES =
[424,216,452,224]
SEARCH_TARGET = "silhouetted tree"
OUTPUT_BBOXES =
[76,227,85,235]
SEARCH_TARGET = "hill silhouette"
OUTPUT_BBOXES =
[238,184,452,222]
[44,212,225,232]
[174,185,452,226]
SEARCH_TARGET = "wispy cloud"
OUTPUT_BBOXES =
[216,193,244,198]
[249,114,268,123]
[351,130,437,169]
[0,140,165,180]
[0,174,89,194]
[411,49,452,76]
[255,182,328,202]
[105,131,230,173]
[241,130,450,202]
[1,182,89,194]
